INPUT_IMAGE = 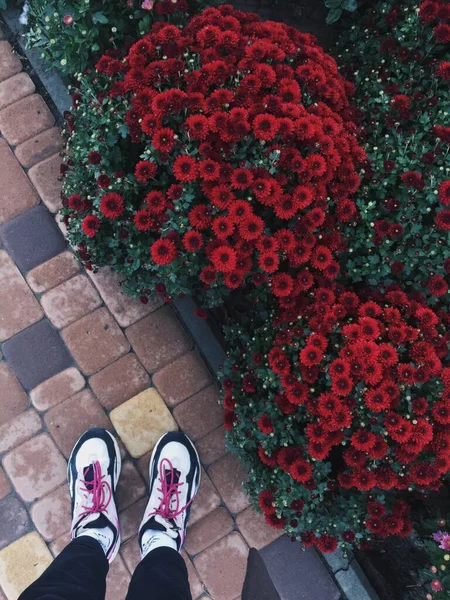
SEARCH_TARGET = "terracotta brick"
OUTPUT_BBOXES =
[236,506,283,550]
[50,531,71,557]
[3,434,66,502]
[196,427,227,467]
[106,555,131,600]
[174,385,222,441]
[41,274,102,328]
[189,469,221,527]
[0,468,10,500]
[116,460,146,511]
[120,497,147,542]
[208,454,250,514]
[30,367,85,411]
[0,72,35,110]
[0,41,22,82]
[182,551,204,599]
[44,389,112,458]
[0,140,39,224]
[0,362,28,428]
[89,354,150,410]
[185,507,234,556]
[28,154,63,213]
[0,409,42,453]
[110,388,178,459]
[0,250,44,341]
[0,94,55,145]
[15,127,64,169]
[193,532,248,600]
[26,251,80,293]
[153,352,212,408]
[62,308,130,375]
[0,495,30,551]
[120,537,140,573]
[88,267,162,328]
[30,486,71,541]
[126,306,192,373]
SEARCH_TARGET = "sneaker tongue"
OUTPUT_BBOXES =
[83,464,95,490]
[164,467,180,485]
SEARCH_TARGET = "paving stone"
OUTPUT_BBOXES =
[26,251,80,294]
[120,536,140,573]
[0,496,30,550]
[242,548,280,600]
[181,550,204,599]
[0,362,28,425]
[335,560,378,600]
[30,486,71,541]
[0,74,34,117]
[0,250,43,342]
[125,306,192,373]
[208,454,250,515]
[110,388,178,458]
[196,427,227,467]
[89,354,150,411]
[236,507,283,550]
[0,532,53,600]
[0,206,65,272]
[0,94,55,145]
[15,127,64,169]
[50,531,71,557]
[120,497,147,542]
[2,319,72,390]
[0,140,39,224]
[3,434,67,502]
[116,460,146,511]
[41,274,102,328]
[323,547,352,574]
[0,409,42,453]
[0,41,22,82]
[30,367,85,411]
[0,468,10,500]
[261,536,341,600]
[189,469,221,527]
[88,267,162,328]
[106,555,131,600]
[62,308,130,376]
[153,352,212,408]
[45,389,111,458]
[28,153,63,213]
[185,507,234,556]
[173,385,222,441]
[193,532,249,600]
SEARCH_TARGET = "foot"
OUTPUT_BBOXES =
[139,432,201,558]
[68,428,121,563]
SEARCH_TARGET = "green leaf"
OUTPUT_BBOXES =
[324,0,341,7]
[92,11,108,24]
[342,0,358,11]
[0,0,6,9]
[92,43,100,52]
[326,7,343,24]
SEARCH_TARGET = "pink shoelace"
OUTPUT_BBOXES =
[149,458,193,522]
[79,460,113,518]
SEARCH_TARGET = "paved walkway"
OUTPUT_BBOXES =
[0,33,284,600]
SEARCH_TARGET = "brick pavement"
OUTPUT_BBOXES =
[0,33,282,600]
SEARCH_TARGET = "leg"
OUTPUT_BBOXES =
[126,547,191,600]
[19,537,108,600]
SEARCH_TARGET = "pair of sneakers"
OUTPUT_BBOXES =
[68,428,201,562]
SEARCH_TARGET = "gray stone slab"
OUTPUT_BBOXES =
[324,547,353,573]
[0,206,65,272]
[243,548,280,600]
[0,495,30,550]
[335,560,380,600]
[260,536,341,600]
[2,319,72,389]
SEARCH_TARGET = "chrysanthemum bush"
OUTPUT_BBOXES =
[60,4,366,307]
[221,287,450,552]
[336,0,450,307]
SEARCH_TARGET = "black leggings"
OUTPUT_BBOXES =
[19,537,192,600]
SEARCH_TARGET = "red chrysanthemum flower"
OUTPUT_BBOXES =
[88,151,102,165]
[133,210,153,231]
[81,215,101,237]
[257,413,273,434]
[173,155,198,182]
[68,194,84,211]
[211,245,237,273]
[435,209,450,231]
[239,215,265,241]
[434,24,450,44]
[253,113,280,141]
[230,168,253,190]
[438,181,450,206]
[150,238,177,265]
[100,192,124,219]
[259,252,279,274]
[183,230,203,252]
[289,458,313,483]
[135,160,157,182]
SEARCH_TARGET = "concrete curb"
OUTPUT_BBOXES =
[0,10,381,600]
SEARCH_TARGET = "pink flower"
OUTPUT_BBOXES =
[63,14,74,25]
[431,580,443,592]
[141,0,154,9]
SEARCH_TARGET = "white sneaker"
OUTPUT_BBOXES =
[68,428,121,563]
[138,432,201,558]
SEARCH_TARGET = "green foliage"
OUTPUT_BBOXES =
[325,0,359,24]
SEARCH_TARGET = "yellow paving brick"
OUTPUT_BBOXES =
[0,532,52,599]
[110,388,178,458]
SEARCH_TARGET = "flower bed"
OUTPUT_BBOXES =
[60,4,366,308]
[335,0,450,308]
[221,287,450,553]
